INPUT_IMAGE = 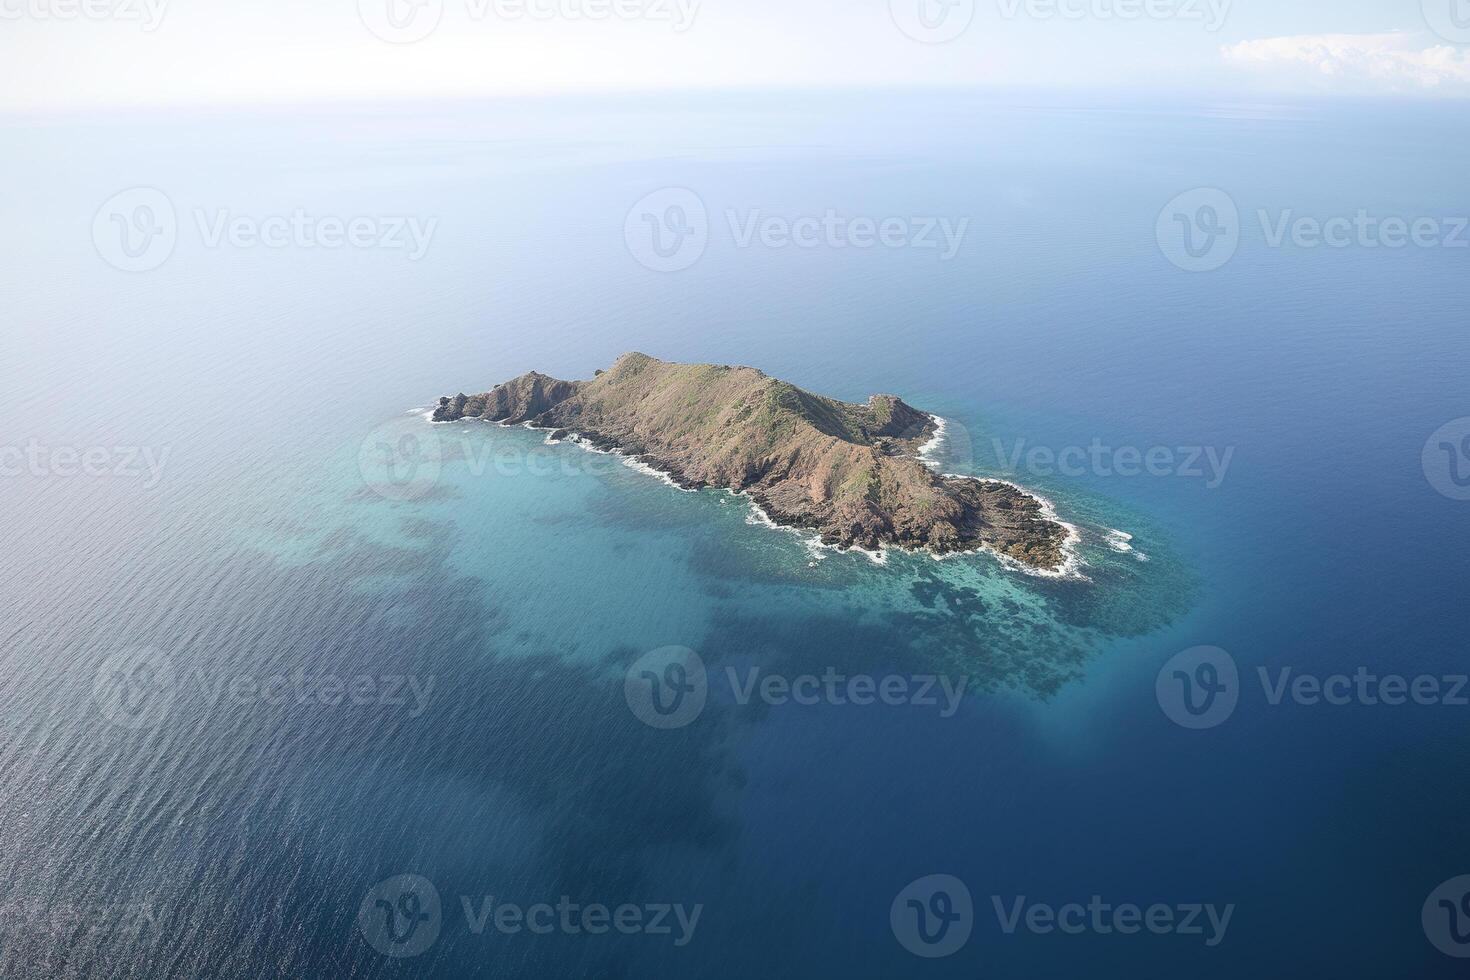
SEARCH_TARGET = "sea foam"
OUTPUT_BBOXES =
[1105,529,1149,562]
[917,414,948,469]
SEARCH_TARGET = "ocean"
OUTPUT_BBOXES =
[2,90,1467,977]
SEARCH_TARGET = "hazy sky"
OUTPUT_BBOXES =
[3,0,1468,110]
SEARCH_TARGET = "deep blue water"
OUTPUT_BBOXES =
[2,91,1468,978]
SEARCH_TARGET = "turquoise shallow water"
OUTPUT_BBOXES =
[342,414,1191,692]
[2,91,1468,977]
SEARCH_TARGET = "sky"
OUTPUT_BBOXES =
[2,0,1468,110]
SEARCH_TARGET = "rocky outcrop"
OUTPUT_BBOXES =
[434,353,1070,570]
[861,394,931,440]
[433,372,582,424]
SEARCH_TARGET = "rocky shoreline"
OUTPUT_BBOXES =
[433,353,1074,572]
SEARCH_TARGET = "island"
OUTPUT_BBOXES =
[433,353,1073,572]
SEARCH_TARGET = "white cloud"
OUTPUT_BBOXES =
[1223,32,1470,91]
